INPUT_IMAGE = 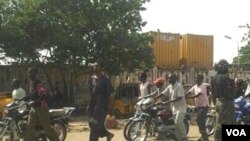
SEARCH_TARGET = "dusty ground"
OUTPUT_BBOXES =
[65,117,215,141]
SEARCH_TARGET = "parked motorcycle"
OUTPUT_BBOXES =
[127,101,189,141]
[0,101,75,141]
[234,96,250,124]
[205,96,250,136]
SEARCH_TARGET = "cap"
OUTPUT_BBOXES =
[153,77,165,87]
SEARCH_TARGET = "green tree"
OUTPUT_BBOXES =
[233,24,250,65]
[0,0,154,105]
[0,0,154,73]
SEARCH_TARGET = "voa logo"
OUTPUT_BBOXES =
[226,129,246,136]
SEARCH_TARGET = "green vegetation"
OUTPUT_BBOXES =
[0,0,154,105]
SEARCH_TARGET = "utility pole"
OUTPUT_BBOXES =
[224,35,240,67]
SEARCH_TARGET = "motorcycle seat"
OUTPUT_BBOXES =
[157,110,173,117]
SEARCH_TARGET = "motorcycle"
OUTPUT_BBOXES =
[127,101,189,141]
[123,95,156,141]
[234,96,250,124]
[0,101,75,141]
[205,96,250,136]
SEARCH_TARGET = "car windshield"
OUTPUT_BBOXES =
[0,92,12,97]
[114,84,139,100]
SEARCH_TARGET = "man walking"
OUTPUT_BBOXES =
[186,74,210,141]
[87,62,114,141]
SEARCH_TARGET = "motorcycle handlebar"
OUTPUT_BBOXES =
[63,107,75,117]
[137,91,160,102]
[145,100,170,109]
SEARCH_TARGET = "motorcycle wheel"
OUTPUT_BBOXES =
[123,120,133,140]
[127,120,149,141]
[2,130,14,141]
[53,122,67,141]
[206,115,216,136]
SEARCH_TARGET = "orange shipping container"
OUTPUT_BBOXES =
[151,32,181,69]
[180,34,213,70]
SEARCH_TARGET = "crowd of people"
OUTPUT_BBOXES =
[132,59,248,141]
[8,59,249,141]
[137,71,208,141]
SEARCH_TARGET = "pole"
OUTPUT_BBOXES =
[224,35,240,66]
[237,41,240,67]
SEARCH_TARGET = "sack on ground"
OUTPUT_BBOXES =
[105,115,118,129]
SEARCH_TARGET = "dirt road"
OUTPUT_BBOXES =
[65,119,214,141]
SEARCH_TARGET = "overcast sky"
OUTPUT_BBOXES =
[141,0,250,64]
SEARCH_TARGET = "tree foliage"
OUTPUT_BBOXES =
[234,24,250,65]
[0,0,154,74]
[0,0,154,105]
